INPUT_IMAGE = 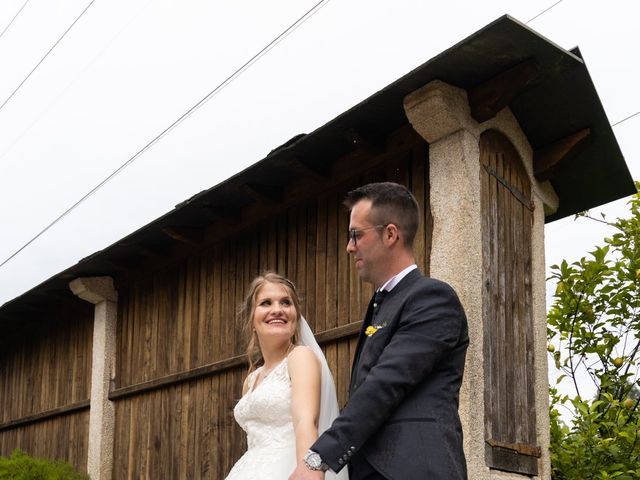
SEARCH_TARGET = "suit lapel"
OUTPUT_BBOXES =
[349,269,424,394]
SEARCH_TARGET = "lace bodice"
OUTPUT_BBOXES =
[225,358,297,479]
[234,358,295,449]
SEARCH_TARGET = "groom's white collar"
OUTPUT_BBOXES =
[378,264,417,293]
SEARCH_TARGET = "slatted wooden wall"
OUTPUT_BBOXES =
[111,140,432,478]
[0,301,93,472]
[480,129,539,474]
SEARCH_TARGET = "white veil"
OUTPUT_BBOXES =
[299,316,349,479]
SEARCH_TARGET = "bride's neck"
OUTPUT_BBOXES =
[260,340,293,369]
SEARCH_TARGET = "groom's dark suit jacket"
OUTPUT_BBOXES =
[312,269,468,479]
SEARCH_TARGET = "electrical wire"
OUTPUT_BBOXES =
[524,2,639,131]
[1,0,635,271]
[0,0,97,113]
[612,111,640,128]
[526,0,564,24]
[0,0,332,270]
[0,0,31,41]
[0,0,154,164]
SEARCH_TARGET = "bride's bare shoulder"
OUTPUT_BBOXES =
[288,345,319,371]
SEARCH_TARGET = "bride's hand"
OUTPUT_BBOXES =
[289,463,324,480]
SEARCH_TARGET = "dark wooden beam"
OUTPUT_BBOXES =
[0,400,90,432]
[200,205,243,225]
[116,241,171,258]
[314,321,362,344]
[109,321,363,400]
[280,155,332,180]
[109,354,248,400]
[0,314,39,333]
[33,290,73,302]
[344,128,385,152]
[486,438,542,458]
[136,243,172,258]
[243,183,285,204]
[58,272,77,280]
[533,127,591,181]
[468,58,539,122]
[5,303,44,316]
[161,226,204,246]
[103,256,139,272]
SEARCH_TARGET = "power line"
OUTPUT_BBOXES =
[0,0,331,270]
[0,0,97,113]
[526,0,564,24]
[0,0,154,165]
[0,0,31,40]
[612,111,640,127]
[524,2,640,131]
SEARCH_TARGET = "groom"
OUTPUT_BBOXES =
[291,182,469,480]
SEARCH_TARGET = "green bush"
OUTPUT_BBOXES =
[0,449,89,480]
[548,183,640,479]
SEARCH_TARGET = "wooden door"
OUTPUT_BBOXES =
[480,130,540,475]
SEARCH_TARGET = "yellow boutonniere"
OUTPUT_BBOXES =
[365,326,378,336]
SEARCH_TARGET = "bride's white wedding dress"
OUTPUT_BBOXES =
[225,358,297,480]
[225,317,348,480]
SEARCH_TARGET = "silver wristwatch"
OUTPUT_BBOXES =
[304,450,329,471]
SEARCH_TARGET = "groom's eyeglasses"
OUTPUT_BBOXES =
[347,224,387,246]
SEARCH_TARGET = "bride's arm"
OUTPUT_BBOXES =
[289,346,322,465]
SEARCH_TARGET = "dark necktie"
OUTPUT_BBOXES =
[373,289,387,310]
[351,289,389,394]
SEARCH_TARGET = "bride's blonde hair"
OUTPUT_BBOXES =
[240,272,302,373]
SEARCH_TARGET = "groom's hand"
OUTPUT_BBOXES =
[289,463,325,480]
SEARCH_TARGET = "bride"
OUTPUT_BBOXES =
[225,273,348,480]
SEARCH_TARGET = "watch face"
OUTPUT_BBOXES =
[305,451,321,469]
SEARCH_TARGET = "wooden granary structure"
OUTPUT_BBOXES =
[0,16,634,479]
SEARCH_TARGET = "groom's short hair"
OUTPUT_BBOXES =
[343,182,420,248]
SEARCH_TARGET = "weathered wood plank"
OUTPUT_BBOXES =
[305,203,317,329]
[315,195,328,334]
[325,191,339,330]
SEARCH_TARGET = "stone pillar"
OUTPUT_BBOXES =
[69,276,117,480]
[403,80,556,479]
[404,80,488,479]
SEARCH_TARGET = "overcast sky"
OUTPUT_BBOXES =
[0,0,638,312]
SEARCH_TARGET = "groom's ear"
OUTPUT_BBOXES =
[382,223,400,241]
[382,223,400,246]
